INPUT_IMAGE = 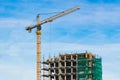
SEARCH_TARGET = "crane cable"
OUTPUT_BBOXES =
[49,22,52,56]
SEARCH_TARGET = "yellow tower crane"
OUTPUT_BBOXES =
[25,6,80,80]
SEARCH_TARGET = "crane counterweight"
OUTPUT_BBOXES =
[36,30,41,35]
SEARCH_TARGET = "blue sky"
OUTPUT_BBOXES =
[0,0,120,80]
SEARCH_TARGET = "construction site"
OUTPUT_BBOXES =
[25,6,102,80]
[42,52,102,80]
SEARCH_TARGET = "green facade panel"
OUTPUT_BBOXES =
[77,55,102,80]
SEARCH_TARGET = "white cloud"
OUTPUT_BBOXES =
[0,62,35,80]
[0,42,35,57]
[46,4,120,27]
[42,42,120,56]
[103,72,119,80]
[0,42,36,80]
[2,3,116,29]
[0,18,32,28]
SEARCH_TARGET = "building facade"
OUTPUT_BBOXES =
[42,52,102,80]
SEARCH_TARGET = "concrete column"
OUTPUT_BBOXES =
[65,55,66,80]
[76,54,78,80]
[54,61,56,80]
[54,75,56,80]
[49,70,51,80]
[71,55,73,80]
[58,56,60,80]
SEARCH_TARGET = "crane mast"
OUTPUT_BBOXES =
[26,6,80,80]
[36,15,41,80]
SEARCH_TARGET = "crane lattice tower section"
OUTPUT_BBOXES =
[42,52,102,80]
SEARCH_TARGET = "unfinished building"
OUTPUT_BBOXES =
[42,52,102,80]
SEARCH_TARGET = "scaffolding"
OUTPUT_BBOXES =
[77,53,102,80]
[42,52,102,80]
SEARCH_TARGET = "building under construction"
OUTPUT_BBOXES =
[42,52,102,80]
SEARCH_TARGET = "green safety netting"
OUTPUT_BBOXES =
[77,55,102,80]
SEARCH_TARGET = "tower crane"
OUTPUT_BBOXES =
[25,6,80,80]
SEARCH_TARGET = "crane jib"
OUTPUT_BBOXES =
[26,6,80,32]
